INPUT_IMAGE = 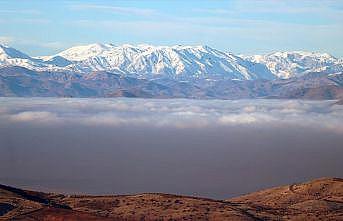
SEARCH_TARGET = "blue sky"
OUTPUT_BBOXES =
[0,0,342,57]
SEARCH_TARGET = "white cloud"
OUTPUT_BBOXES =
[1,98,342,133]
[70,4,157,16]
[229,0,343,16]
[243,105,256,113]
[219,114,257,124]
[0,9,41,15]
[9,111,58,123]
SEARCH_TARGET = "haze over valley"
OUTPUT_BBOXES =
[1,98,342,199]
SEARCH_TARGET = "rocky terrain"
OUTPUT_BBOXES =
[0,178,342,220]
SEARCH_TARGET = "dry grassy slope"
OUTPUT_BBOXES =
[229,177,343,220]
[0,178,342,221]
[58,193,256,221]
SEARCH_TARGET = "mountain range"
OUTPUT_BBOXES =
[0,43,342,100]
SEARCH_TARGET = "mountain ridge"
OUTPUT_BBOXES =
[1,43,343,100]
[1,43,342,80]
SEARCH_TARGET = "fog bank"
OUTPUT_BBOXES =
[0,98,342,199]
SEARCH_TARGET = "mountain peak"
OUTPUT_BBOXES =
[268,51,335,59]
[57,43,115,61]
[244,50,342,78]
[0,44,31,60]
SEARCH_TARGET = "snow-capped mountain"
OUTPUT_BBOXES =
[0,44,37,68]
[0,43,342,80]
[0,45,68,71]
[1,43,276,80]
[0,45,31,60]
[47,43,274,80]
[1,44,342,99]
[244,51,343,79]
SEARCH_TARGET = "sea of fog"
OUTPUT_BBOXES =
[0,98,342,199]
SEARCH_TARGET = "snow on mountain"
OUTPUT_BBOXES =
[0,44,67,71]
[0,43,342,80]
[244,51,343,79]
[0,45,31,60]
[0,44,35,67]
[50,43,274,80]
[57,43,116,61]
[37,55,72,67]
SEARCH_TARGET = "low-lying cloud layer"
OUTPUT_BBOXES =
[1,98,342,132]
[0,98,342,199]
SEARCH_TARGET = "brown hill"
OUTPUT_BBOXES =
[0,178,342,221]
[229,177,343,220]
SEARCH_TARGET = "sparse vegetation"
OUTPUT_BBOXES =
[0,178,342,220]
